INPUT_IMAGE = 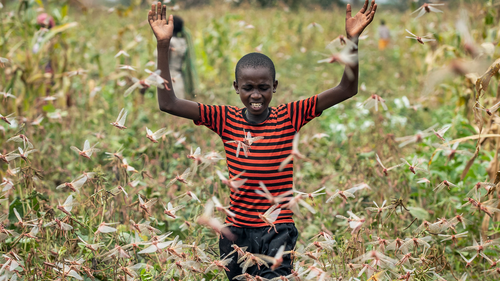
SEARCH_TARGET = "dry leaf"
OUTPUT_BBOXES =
[476,58,500,98]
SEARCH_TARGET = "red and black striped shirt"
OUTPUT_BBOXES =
[194,95,321,227]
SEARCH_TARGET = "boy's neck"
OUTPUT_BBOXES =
[243,108,270,124]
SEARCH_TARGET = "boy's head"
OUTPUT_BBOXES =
[234,53,278,121]
[235,52,276,83]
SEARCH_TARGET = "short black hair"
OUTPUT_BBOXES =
[381,19,386,25]
[173,15,184,36]
[235,52,276,83]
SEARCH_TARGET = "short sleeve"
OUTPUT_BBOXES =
[286,95,322,132]
[193,103,226,136]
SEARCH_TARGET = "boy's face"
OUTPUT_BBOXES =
[234,67,278,120]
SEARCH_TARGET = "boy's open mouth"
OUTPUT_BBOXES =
[250,103,263,110]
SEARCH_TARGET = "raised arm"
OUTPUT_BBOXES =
[148,2,200,120]
[316,0,377,113]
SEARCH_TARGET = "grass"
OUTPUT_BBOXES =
[0,0,500,280]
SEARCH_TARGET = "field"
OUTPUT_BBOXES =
[1,0,500,280]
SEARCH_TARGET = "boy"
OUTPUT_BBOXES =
[378,19,390,50]
[148,1,377,279]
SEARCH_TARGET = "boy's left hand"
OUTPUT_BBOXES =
[345,0,377,40]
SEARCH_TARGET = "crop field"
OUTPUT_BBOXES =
[0,0,500,280]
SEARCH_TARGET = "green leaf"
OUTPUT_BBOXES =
[42,104,56,113]
[40,22,78,46]
[408,207,429,221]
[485,11,494,25]
[61,5,68,19]
[8,198,23,222]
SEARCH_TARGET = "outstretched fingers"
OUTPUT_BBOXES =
[156,2,162,21]
[367,4,378,23]
[149,4,156,22]
[168,14,173,26]
[346,3,352,19]
[163,5,168,23]
[359,0,369,14]
[365,0,376,15]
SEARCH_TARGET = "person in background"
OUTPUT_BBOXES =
[34,13,55,74]
[378,19,390,50]
[168,15,197,99]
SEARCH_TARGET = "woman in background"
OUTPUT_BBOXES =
[169,15,198,99]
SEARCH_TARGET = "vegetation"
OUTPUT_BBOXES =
[0,0,500,280]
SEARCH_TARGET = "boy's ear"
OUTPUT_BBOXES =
[233,80,239,94]
[273,80,278,92]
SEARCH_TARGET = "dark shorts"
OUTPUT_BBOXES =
[219,223,298,280]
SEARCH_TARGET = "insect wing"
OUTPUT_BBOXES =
[29,225,39,237]
[268,208,281,223]
[380,100,388,110]
[298,199,316,214]
[362,97,376,110]
[44,221,56,228]
[433,182,445,192]
[138,245,158,254]
[437,124,451,136]
[67,270,83,280]
[216,170,227,182]
[292,133,300,151]
[192,146,201,156]
[145,198,157,208]
[415,8,427,19]
[258,181,272,196]
[278,155,293,172]
[118,108,127,126]
[338,48,357,66]
[83,140,90,151]
[232,178,247,189]
[428,6,443,13]
[211,196,224,208]
[70,145,82,155]
[235,142,241,158]
[63,195,74,210]
[9,260,19,272]
[387,163,405,171]
[115,50,129,58]
[124,82,140,97]
[60,221,73,231]
[181,168,191,179]
[153,128,169,139]
[99,225,117,233]
[375,153,386,169]
[72,175,88,190]
[165,177,178,189]
[347,211,361,220]
[489,100,500,113]
[13,208,22,223]
[241,143,249,158]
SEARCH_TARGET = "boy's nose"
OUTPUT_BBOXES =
[250,91,261,98]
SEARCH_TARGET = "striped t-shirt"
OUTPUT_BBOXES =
[194,95,321,227]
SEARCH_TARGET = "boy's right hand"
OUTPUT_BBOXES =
[148,2,174,48]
